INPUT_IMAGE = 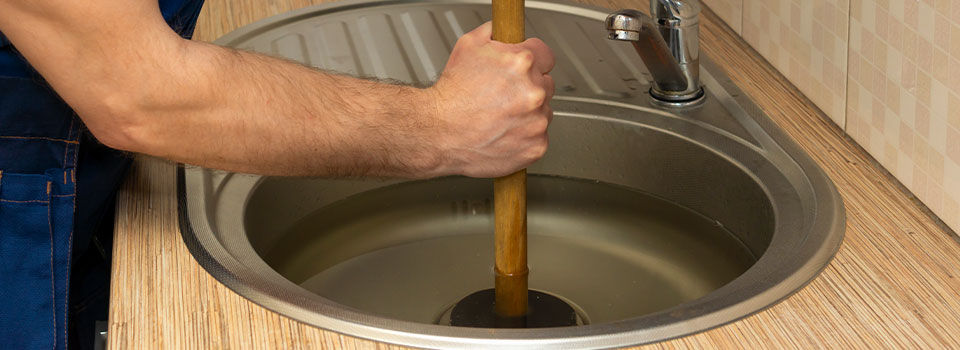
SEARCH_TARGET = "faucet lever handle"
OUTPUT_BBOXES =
[651,0,701,24]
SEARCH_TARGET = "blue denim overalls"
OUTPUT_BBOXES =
[0,1,204,348]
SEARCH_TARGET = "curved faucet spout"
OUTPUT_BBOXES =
[605,0,703,104]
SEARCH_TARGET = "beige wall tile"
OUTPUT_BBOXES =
[946,160,960,229]
[742,0,849,126]
[846,0,960,232]
[945,196,959,232]
[733,0,960,231]
[703,0,743,33]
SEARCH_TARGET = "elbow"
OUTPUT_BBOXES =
[88,124,144,154]
[80,91,156,154]
[60,31,192,155]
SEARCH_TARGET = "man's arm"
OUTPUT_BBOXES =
[0,0,554,178]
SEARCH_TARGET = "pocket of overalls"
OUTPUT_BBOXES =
[0,170,57,350]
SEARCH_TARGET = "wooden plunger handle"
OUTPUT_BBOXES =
[492,0,528,321]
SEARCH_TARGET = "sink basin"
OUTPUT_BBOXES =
[179,0,845,348]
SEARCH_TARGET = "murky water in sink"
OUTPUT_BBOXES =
[259,175,756,325]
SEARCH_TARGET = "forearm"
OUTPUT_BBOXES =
[117,40,446,177]
[0,1,447,177]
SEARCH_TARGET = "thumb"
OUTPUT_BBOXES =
[465,21,493,41]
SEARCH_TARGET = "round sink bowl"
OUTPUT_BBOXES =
[178,0,844,348]
[251,125,766,327]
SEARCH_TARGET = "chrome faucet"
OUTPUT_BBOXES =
[606,0,703,105]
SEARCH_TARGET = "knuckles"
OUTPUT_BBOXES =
[529,116,550,136]
[509,50,536,74]
[527,137,549,161]
[526,88,547,110]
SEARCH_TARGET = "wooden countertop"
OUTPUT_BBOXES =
[107,0,960,348]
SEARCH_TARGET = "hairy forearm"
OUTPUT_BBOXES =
[116,40,445,177]
[1,0,554,178]
[0,1,447,177]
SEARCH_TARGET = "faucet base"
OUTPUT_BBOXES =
[650,87,705,108]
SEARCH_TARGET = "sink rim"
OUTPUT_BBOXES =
[178,107,842,349]
[178,0,846,348]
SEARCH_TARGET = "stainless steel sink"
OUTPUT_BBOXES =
[179,0,845,348]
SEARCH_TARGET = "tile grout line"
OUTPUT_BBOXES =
[842,0,853,132]
[738,0,743,35]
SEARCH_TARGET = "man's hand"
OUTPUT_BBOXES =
[429,22,555,178]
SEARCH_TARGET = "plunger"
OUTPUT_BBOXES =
[444,0,579,329]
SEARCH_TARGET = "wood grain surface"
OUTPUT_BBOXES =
[108,0,960,348]
[494,169,529,320]
[492,0,530,321]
